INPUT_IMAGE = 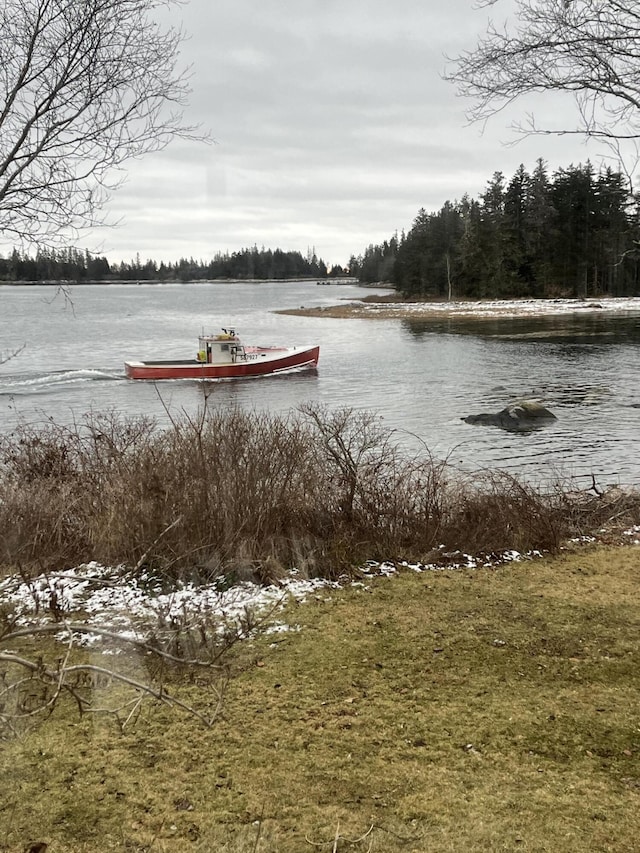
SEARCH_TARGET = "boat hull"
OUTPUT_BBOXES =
[124,345,320,381]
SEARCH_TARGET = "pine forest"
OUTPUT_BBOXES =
[3,159,640,299]
[352,159,640,299]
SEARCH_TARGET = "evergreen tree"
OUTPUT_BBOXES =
[375,158,639,299]
[457,197,487,297]
[523,159,555,294]
[550,163,597,296]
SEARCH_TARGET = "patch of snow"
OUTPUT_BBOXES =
[399,550,525,571]
[264,622,301,635]
[0,563,342,646]
[361,296,640,319]
[622,525,640,544]
[0,548,545,652]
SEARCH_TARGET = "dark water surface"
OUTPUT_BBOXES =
[1,281,639,488]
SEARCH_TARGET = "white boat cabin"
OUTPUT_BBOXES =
[197,329,246,365]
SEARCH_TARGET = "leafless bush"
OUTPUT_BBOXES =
[1,405,638,585]
[439,469,565,555]
[548,477,640,541]
[298,403,449,564]
[2,405,639,736]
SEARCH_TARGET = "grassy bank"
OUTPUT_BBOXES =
[1,544,640,852]
[2,407,640,851]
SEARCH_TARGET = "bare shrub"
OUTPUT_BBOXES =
[0,620,229,738]
[0,564,285,738]
[0,413,157,573]
[1,406,638,588]
[298,403,449,564]
[2,405,640,737]
[439,470,565,556]
[549,478,640,541]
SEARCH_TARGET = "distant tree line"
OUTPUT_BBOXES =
[0,245,347,283]
[352,160,640,299]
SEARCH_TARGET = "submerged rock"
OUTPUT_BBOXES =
[463,399,557,432]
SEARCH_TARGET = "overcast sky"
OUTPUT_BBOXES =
[62,0,606,267]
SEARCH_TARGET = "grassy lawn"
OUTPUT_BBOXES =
[2,544,640,852]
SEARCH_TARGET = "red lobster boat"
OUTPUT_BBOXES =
[124,328,320,381]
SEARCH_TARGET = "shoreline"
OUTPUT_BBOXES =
[280,295,640,321]
[0,276,359,287]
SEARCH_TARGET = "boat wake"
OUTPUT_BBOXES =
[0,369,123,396]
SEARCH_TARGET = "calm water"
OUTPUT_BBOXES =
[1,281,639,488]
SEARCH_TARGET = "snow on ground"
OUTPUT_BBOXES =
[2,530,639,650]
[0,551,535,648]
[350,296,640,319]
[0,563,343,646]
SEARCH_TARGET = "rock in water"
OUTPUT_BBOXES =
[463,400,557,432]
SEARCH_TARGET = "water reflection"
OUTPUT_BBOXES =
[402,311,640,344]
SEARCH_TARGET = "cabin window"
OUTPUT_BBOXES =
[221,344,229,352]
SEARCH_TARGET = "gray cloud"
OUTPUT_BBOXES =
[2,0,603,266]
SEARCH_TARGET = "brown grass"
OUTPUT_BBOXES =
[1,545,640,851]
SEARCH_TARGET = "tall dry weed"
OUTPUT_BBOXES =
[1,406,638,582]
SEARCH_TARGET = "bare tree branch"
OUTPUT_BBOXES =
[0,342,26,364]
[0,0,208,246]
[1,622,225,667]
[447,0,640,142]
[0,560,287,737]
[0,649,224,727]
